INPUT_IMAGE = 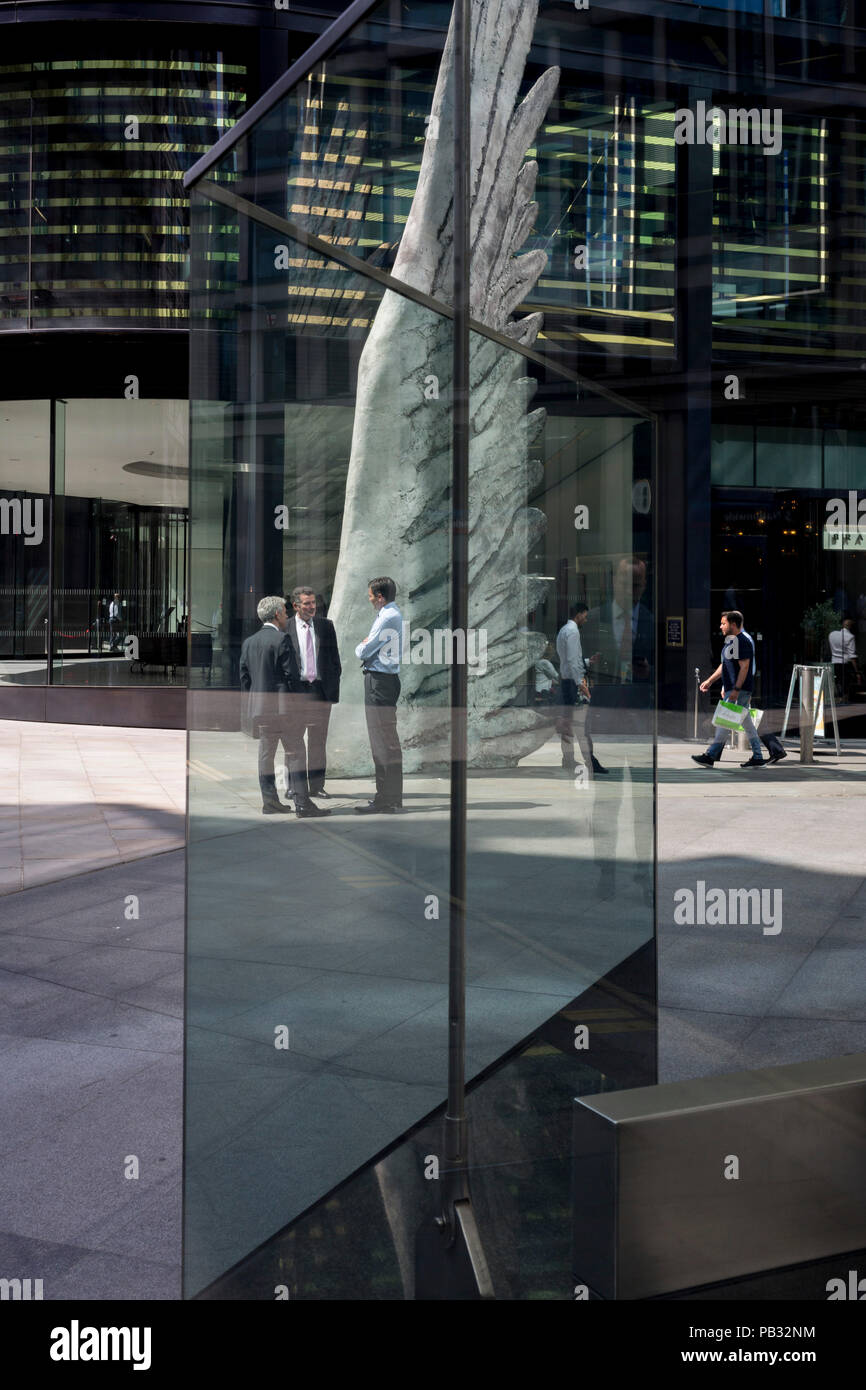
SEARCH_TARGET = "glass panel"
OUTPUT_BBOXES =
[0,70,30,329]
[756,425,821,488]
[186,0,657,1301]
[824,429,866,492]
[525,6,678,371]
[712,425,755,486]
[212,0,453,265]
[0,40,248,333]
[464,335,654,1059]
[185,201,453,1295]
[0,400,50,684]
[212,2,678,375]
[51,399,188,687]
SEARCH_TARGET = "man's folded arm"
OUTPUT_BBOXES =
[355,612,386,661]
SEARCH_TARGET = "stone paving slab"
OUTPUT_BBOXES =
[0,720,185,895]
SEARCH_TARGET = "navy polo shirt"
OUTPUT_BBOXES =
[722,629,755,693]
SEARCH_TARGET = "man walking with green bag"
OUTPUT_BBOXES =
[692,610,766,768]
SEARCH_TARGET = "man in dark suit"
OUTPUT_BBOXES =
[239,595,329,819]
[282,586,342,801]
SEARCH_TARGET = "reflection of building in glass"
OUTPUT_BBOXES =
[4,1,866,727]
[0,1,335,716]
[2,0,865,1309]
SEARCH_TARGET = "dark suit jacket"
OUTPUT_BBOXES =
[239,623,299,724]
[283,615,341,704]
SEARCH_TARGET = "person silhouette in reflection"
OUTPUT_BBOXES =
[583,557,654,900]
[555,603,593,777]
[239,595,329,820]
[282,586,342,801]
[108,593,122,652]
[354,577,403,814]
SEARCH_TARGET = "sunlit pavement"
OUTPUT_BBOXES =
[657,736,866,1080]
[0,720,185,896]
[1,722,863,1296]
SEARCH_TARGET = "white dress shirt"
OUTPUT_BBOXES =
[294,614,319,679]
[829,628,856,663]
[535,657,558,694]
[556,619,587,682]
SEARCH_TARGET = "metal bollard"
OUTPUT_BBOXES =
[693,668,700,740]
[801,666,815,764]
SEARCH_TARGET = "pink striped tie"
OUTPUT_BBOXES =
[305,622,316,680]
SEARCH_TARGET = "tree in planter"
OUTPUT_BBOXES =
[801,600,841,662]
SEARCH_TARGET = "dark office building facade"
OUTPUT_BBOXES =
[0,0,347,723]
[2,0,865,1301]
[3,1,865,730]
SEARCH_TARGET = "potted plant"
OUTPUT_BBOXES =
[801,600,841,662]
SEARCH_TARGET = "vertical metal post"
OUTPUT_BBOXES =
[47,399,58,684]
[446,0,471,1191]
[823,665,842,757]
[801,665,815,764]
[780,665,798,741]
[419,0,492,1300]
[693,667,700,740]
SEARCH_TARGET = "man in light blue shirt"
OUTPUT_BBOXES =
[355,576,403,813]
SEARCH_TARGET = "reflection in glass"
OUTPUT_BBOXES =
[0,400,50,682]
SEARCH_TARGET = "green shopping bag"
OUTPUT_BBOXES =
[712,699,747,731]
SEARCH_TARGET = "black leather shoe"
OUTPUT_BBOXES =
[312,789,333,798]
[354,801,400,814]
[740,756,766,767]
[262,802,293,814]
[691,754,717,768]
[766,749,788,764]
[296,801,331,818]
[591,756,610,774]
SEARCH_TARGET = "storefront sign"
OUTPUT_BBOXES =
[666,617,684,647]
[823,527,866,551]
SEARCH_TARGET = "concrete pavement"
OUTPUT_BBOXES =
[0,721,863,1297]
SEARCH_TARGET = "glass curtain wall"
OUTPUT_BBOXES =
[185,0,655,1297]
[0,36,248,329]
[0,400,51,677]
[0,399,189,688]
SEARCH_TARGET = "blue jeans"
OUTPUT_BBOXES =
[706,691,762,760]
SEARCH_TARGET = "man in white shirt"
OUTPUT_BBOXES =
[108,593,122,651]
[354,576,403,813]
[534,643,559,703]
[829,615,861,699]
[555,603,593,777]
